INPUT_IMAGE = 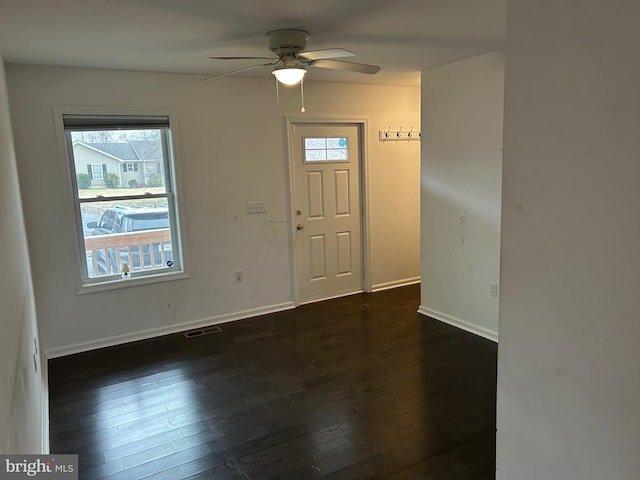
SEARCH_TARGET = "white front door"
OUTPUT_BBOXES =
[291,123,363,303]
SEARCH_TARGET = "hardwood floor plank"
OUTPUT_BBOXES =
[142,466,183,480]
[177,453,230,478]
[100,461,156,480]
[322,461,373,479]
[81,459,124,480]
[121,442,175,470]
[153,443,212,473]
[171,428,226,452]
[102,429,183,463]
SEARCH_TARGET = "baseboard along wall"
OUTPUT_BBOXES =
[418,305,498,342]
[371,277,421,293]
[45,301,296,358]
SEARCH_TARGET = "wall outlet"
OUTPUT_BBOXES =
[235,270,243,282]
[490,282,499,298]
[247,201,267,214]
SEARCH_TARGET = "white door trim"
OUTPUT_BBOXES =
[285,117,372,306]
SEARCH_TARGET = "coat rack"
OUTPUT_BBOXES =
[379,126,421,142]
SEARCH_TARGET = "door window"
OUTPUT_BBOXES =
[303,137,349,162]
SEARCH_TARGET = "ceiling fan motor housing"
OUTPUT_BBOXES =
[267,29,309,55]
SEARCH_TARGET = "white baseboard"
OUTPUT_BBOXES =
[371,277,421,292]
[46,302,296,358]
[418,305,498,342]
[41,358,49,454]
[299,289,364,305]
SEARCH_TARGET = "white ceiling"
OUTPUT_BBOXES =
[0,0,505,87]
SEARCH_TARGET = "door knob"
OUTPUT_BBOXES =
[296,223,304,231]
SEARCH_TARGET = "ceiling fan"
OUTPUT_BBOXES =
[206,29,381,84]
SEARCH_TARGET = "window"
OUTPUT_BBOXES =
[303,137,349,162]
[90,164,104,179]
[61,112,185,288]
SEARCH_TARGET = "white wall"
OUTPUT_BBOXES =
[5,65,420,356]
[497,1,640,478]
[419,51,504,340]
[0,56,46,453]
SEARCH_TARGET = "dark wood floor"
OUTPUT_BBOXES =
[49,285,497,479]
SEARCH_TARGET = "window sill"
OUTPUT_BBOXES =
[76,270,190,295]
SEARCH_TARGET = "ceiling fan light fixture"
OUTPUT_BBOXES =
[272,67,306,85]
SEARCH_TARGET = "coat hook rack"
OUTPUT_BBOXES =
[379,126,420,142]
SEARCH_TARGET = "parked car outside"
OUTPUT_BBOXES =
[86,205,172,276]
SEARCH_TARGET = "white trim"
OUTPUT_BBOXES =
[41,358,49,454]
[360,121,373,293]
[283,117,298,305]
[371,277,421,292]
[418,305,498,342]
[298,288,364,305]
[45,301,296,358]
[76,272,190,295]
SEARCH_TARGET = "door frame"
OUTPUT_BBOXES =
[285,117,372,305]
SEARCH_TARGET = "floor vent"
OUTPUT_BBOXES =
[183,325,222,338]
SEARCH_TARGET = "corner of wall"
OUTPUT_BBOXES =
[0,55,47,454]
[419,51,504,341]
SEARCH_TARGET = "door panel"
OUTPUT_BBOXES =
[334,170,351,215]
[307,171,324,218]
[336,231,352,275]
[310,235,326,280]
[291,123,363,303]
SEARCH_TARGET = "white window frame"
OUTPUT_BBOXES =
[53,106,189,294]
[123,162,136,172]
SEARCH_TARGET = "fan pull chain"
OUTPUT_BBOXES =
[275,76,280,105]
[300,78,306,113]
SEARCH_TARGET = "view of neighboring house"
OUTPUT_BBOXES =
[73,140,164,188]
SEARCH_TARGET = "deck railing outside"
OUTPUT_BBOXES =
[84,228,172,277]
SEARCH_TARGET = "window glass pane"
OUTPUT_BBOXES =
[305,150,327,161]
[81,200,173,279]
[303,136,349,163]
[304,138,326,149]
[326,137,348,149]
[327,149,348,160]
[71,129,166,198]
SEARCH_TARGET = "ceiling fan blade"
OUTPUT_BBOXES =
[310,59,381,75]
[210,56,276,61]
[203,62,276,81]
[298,48,355,61]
